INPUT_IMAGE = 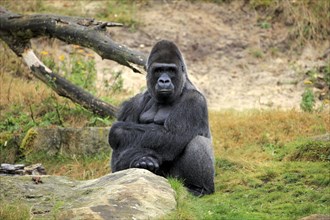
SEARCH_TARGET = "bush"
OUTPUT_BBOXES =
[300,89,315,112]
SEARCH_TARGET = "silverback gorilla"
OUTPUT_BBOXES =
[108,40,215,196]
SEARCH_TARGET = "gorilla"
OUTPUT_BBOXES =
[108,40,215,196]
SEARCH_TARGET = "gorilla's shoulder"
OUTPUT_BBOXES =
[117,91,151,121]
[182,87,207,103]
[124,91,151,105]
[182,80,206,99]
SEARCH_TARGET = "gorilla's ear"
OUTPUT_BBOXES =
[147,40,186,72]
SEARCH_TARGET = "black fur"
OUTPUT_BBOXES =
[108,40,215,196]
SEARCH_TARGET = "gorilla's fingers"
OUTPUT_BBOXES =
[146,161,155,171]
[147,156,159,171]
[135,162,141,168]
[139,161,147,168]
[154,161,159,170]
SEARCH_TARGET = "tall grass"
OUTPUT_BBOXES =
[250,0,330,47]
[0,0,143,28]
[210,110,330,159]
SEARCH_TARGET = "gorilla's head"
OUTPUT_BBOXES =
[146,40,187,104]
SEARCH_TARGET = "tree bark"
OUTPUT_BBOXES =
[0,7,148,118]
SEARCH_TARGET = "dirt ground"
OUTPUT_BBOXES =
[64,1,330,110]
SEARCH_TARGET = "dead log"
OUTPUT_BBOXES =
[0,163,46,175]
[24,50,119,117]
[0,7,148,117]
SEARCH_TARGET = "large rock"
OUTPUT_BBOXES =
[0,168,177,219]
[21,127,111,156]
[299,214,330,220]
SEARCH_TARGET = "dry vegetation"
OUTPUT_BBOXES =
[251,0,330,46]
[210,110,330,158]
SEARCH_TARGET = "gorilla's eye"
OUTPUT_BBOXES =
[154,70,164,78]
[167,67,177,73]
[154,67,176,73]
[154,69,176,80]
[151,63,178,75]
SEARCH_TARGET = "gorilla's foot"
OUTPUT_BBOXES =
[187,185,212,197]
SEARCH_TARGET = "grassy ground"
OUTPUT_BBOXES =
[1,108,329,219]
[166,110,330,219]
[171,111,330,219]
[1,0,329,219]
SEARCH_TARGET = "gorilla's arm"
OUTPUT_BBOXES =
[110,90,209,165]
[142,91,210,162]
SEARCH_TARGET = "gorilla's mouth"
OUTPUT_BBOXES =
[158,89,173,96]
[159,89,172,93]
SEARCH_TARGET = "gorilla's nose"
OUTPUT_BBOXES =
[158,73,171,88]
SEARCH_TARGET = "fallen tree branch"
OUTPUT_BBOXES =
[22,49,118,117]
[0,7,147,72]
[0,7,148,118]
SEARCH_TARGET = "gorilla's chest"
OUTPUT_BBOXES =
[139,104,173,125]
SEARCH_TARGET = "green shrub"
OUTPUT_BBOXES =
[300,89,315,112]
[286,141,330,162]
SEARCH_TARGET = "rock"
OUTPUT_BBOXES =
[299,214,330,220]
[311,133,330,142]
[0,168,176,219]
[21,127,111,156]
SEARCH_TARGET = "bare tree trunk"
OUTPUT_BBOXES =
[22,49,119,117]
[0,7,148,118]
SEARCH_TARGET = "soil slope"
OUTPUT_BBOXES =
[77,1,330,110]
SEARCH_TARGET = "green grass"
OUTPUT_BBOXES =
[167,157,330,219]
[0,202,30,220]
[164,113,329,219]
[24,151,111,180]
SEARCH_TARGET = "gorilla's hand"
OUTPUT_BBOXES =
[132,156,159,172]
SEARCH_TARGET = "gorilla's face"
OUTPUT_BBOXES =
[147,40,187,104]
[148,63,183,103]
